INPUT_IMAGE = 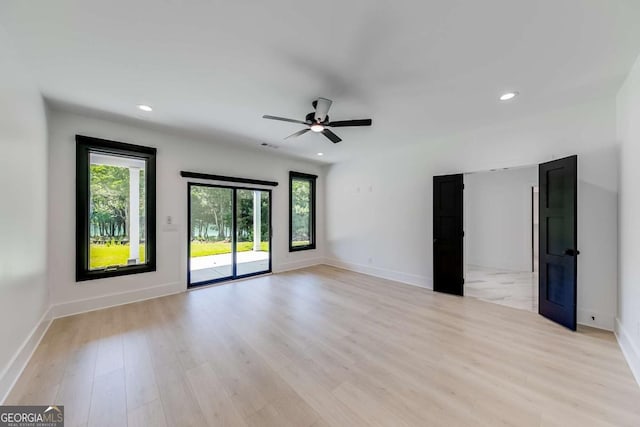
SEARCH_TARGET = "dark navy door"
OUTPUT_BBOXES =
[539,156,578,330]
[433,174,464,296]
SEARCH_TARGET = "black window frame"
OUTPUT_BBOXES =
[76,135,157,282]
[289,171,317,252]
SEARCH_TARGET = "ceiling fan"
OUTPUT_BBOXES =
[263,98,372,143]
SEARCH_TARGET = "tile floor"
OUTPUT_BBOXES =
[465,265,538,312]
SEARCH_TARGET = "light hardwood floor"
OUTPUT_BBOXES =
[6,265,640,426]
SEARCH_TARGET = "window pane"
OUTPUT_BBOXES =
[89,153,147,270]
[291,178,312,247]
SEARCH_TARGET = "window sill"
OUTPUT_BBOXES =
[76,263,156,282]
[289,245,316,252]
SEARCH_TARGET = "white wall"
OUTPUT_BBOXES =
[47,108,325,316]
[617,53,640,383]
[465,167,537,272]
[326,97,618,330]
[0,31,50,400]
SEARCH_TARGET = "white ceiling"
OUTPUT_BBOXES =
[2,0,639,164]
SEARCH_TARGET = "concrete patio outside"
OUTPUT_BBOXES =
[190,250,270,283]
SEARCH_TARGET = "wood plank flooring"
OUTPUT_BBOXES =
[6,265,640,426]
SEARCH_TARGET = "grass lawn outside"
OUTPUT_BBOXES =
[190,240,269,257]
[90,244,146,269]
[90,240,270,268]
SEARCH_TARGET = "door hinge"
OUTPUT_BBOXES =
[462,278,465,285]
[462,231,465,237]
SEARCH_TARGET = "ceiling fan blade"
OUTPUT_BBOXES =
[263,115,308,125]
[285,128,311,139]
[322,129,342,143]
[314,97,333,122]
[328,119,372,127]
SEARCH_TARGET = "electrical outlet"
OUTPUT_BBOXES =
[166,215,173,225]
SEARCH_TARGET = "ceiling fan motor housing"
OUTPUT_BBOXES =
[306,112,328,124]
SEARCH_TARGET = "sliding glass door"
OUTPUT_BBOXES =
[188,183,271,287]
[236,189,271,276]
[189,185,234,283]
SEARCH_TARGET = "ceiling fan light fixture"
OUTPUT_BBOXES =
[310,123,325,133]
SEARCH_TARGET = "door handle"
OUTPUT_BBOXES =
[564,249,580,256]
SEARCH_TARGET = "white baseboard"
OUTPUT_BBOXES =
[51,281,184,319]
[615,318,640,387]
[0,307,53,404]
[274,257,324,274]
[466,263,531,274]
[324,258,432,290]
[577,308,614,331]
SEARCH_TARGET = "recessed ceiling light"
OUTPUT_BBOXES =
[499,92,519,101]
[310,123,324,133]
[317,152,324,156]
[137,104,153,112]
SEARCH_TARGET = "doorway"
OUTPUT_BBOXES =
[462,166,539,312]
[433,155,578,330]
[187,183,271,288]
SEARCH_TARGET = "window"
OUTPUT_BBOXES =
[76,135,156,281]
[289,171,317,251]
